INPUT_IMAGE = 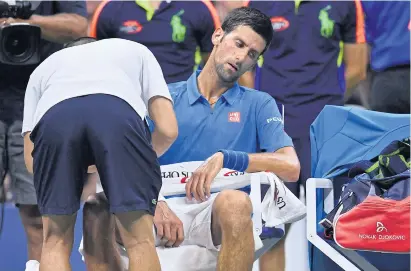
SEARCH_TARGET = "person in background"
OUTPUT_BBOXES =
[360,0,410,114]
[245,1,367,270]
[86,0,101,30]
[0,0,88,265]
[89,0,220,84]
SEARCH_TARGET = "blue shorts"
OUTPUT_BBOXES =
[30,94,161,216]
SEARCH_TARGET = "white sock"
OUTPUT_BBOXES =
[25,260,40,271]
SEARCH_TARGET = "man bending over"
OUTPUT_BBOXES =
[22,37,177,271]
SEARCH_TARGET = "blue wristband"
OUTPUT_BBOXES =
[218,149,249,172]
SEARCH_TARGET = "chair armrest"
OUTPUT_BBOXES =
[306,178,334,237]
[306,178,362,271]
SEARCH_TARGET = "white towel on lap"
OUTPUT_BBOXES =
[159,161,306,227]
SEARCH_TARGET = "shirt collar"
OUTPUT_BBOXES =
[135,0,172,20]
[187,70,242,106]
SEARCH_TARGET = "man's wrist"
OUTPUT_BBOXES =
[218,149,249,172]
[28,14,43,25]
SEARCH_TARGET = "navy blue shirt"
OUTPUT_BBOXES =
[247,0,365,138]
[150,71,294,166]
[361,1,410,71]
[0,1,88,122]
[91,0,219,84]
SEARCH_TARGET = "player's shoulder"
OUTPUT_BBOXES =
[240,86,276,105]
[97,0,124,12]
[167,81,188,103]
[173,0,218,23]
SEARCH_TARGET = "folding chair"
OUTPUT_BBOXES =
[306,105,410,271]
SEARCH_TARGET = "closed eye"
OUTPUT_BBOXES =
[236,40,245,48]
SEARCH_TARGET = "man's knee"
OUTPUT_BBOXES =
[42,213,76,241]
[18,205,43,247]
[213,190,253,227]
[19,205,42,226]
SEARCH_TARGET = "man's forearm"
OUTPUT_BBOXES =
[29,14,88,43]
[23,134,34,174]
[245,151,300,182]
[151,130,176,157]
[345,67,366,92]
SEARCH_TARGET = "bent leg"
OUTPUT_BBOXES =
[18,205,43,261]
[115,211,160,271]
[40,214,76,271]
[30,98,90,271]
[211,190,254,271]
[83,193,124,271]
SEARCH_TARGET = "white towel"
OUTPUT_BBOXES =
[97,161,306,227]
[260,173,307,227]
[159,161,306,227]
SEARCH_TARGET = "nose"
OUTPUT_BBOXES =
[235,48,248,63]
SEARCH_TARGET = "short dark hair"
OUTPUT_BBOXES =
[64,37,97,48]
[221,7,273,54]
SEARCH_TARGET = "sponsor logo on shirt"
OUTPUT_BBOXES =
[266,117,283,124]
[270,17,289,32]
[318,5,335,38]
[228,112,241,123]
[170,10,186,43]
[120,20,143,34]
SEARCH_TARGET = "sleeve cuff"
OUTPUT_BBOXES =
[158,193,166,202]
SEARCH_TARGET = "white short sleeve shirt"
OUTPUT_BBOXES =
[22,38,172,136]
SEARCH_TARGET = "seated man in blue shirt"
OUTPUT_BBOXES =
[81,7,300,271]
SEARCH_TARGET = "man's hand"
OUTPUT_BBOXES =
[1,13,88,44]
[0,17,26,25]
[185,152,224,202]
[154,201,184,248]
[87,165,97,173]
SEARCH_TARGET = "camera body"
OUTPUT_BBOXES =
[0,1,41,65]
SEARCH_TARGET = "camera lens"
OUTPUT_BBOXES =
[3,29,33,62]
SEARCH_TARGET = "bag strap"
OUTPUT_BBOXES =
[326,138,410,179]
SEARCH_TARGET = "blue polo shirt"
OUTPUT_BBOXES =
[154,71,294,166]
[90,0,219,83]
[247,0,365,138]
[361,1,410,71]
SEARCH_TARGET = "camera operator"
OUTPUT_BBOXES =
[0,0,87,264]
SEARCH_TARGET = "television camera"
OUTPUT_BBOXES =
[0,1,41,65]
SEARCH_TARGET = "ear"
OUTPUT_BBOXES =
[211,28,224,46]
